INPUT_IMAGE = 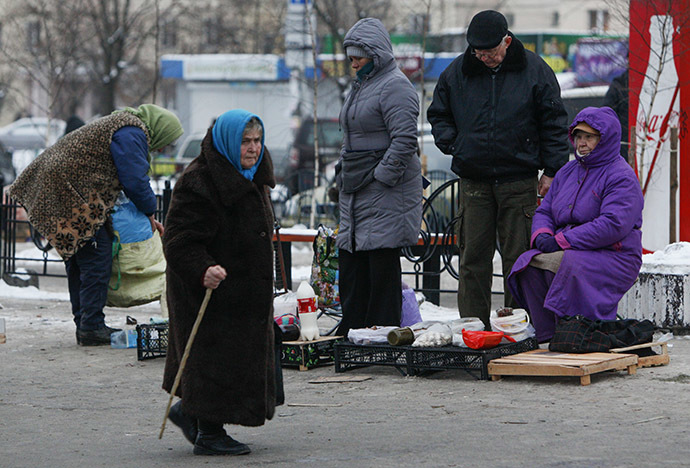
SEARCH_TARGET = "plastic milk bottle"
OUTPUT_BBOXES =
[296,281,320,341]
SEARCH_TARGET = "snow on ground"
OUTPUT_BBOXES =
[418,299,460,322]
[0,281,69,301]
[14,243,63,261]
[641,241,690,274]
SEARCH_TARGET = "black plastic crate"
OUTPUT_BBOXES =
[334,343,414,375]
[281,336,342,370]
[136,323,169,361]
[334,337,538,380]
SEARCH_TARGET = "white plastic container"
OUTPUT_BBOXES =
[490,309,534,341]
[296,281,320,341]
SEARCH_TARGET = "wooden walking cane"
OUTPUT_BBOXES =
[159,287,213,439]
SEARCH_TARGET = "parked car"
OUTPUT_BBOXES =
[285,118,342,194]
[0,117,66,151]
[0,141,16,186]
[418,125,453,175]
[150,132,204,178]
[175,132,204,161]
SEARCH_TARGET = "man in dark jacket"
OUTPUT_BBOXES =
[427,10,569,328]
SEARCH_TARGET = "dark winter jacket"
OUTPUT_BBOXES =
[427,34,569,183]
[603,70,629,157]
[110,126,158,215]
[162,128,277,426]
[337,17,422,252]
[508,106,643,322]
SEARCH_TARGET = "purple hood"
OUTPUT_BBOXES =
[568,106,622,168]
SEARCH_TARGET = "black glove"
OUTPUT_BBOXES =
[535,233,561,253]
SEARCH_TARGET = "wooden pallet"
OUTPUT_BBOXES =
[488,349,638,386]
[611,341,670,368]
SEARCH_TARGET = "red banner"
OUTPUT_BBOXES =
[629,0,690,250]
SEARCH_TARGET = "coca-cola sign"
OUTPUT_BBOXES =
[629,0,690,250]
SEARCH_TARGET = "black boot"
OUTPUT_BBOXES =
[77,325,122,346]
[193,420,250,456]
[168,401,197,445]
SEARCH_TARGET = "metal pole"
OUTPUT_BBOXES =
[629,125,637,171]
[669,127,678,243]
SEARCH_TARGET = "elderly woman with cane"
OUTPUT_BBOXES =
[507,106,643,343]
[161,109,282,456]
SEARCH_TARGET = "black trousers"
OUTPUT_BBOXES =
[65,226,113,331]
[336,248,401,336]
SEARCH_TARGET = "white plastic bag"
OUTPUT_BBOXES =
[449,318,485,347]
[347,326,398,345]
[490,309,535,341]
[411,322,453,347]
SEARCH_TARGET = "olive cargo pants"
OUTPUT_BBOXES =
[456,178,538,328]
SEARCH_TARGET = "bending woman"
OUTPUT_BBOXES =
[507,106,643,342]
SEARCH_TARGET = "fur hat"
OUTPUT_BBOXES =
[346,46,368,58]
[467,10,508,50]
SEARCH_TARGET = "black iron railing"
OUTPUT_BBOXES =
[0,181,173,279]
[0,176,504,305]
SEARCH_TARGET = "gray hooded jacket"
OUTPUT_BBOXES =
[337,17,422,252]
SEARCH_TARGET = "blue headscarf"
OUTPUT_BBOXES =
[212,109,265,181]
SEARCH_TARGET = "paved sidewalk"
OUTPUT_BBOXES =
[1,294,689,468]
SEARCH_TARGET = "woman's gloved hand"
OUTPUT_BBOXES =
[535,233,561,253]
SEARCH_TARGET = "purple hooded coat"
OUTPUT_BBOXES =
[507,107,643,338]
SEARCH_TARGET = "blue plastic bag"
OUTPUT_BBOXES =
[112,200,152,244]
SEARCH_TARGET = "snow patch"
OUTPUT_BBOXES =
[641,242,690,274]
[0,280,69,300]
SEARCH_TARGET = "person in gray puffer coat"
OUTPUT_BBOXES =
[335,17,422,336]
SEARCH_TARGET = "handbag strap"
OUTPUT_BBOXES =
[267,192,289,294]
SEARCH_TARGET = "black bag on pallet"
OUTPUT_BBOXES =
[549,315,656,353]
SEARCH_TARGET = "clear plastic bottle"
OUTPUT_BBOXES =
[110,329,138,349]
[296,281,320,341]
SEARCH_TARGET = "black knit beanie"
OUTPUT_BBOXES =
[466,10,508,49]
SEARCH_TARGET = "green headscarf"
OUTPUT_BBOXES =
[116,104,183,150]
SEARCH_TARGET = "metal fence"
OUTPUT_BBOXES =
[0,181,173,280]
[0,176,503,305]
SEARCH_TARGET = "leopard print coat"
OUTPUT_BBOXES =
[8,112,149,260]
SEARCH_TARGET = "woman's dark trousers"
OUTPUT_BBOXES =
[336,247,401,336]
[65,226,113,331]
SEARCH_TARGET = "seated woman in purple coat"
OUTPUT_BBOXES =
[507,106,643,342]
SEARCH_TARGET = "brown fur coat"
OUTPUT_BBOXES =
[161,129,277,426]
